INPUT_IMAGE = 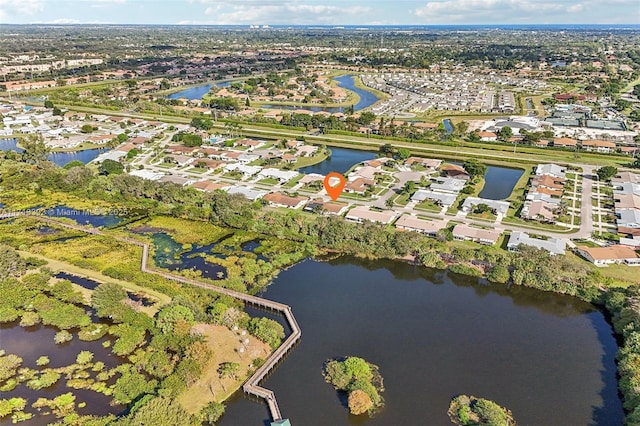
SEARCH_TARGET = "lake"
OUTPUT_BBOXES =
[299,146,376,175]
[218,257,623,426]
[43,205,123,228]
[0,138,107,167]
[166,81,232,100]
[478,166,524,200]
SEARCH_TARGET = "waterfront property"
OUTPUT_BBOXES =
[507,231,567,255]
[577,245,640,266]
[345,206,396,224]
[395,214,447,236]
[452,224,502,246]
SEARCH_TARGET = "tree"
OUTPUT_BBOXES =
[402,180,416,196]
[155,305,194,334]
[463,159,487,179]
[118,397,196,426]
[98,159,124,175]
[20,134,50,165]
[80,124,95,134]
[92,283,127,319]
[496,126,513,142]
[348,389,373,415]
[597,165,618,181]
[218,362,240,380]
[199,402,225,425]
[396,148,411,161]
[44,100,54,109]
[63,160,84,170]
[487,265,510,284]
[247,317,285,349]
[455,120,469,136]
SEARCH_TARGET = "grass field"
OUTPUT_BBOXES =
[177,323,271,413]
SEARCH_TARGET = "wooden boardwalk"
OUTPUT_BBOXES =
[3,214,299,422]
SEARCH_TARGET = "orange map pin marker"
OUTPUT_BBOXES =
[324,172,346,201]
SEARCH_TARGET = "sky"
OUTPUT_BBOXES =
[0,0,638,26]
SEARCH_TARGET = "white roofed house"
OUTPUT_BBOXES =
[507,231,566,256]
[224,163,262,178]
[535,164,566,179]
[226,185,267,201]
[461,197,510,216]
[257,168,299,183]
[345,206,397,225]
[395,215,447,236]
[237,153,261,164]
[411,190,458,208]
[617,209,640,229]
[452,224,501,245]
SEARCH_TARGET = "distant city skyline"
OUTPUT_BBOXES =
[0,0,638,26]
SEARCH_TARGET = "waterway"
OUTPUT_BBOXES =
[0,138,107,167]
[219,257,623,426]
[166,81,232,100]
[298,146,376,175]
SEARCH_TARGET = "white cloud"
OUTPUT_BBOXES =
[198,1,371,24]
[0,0,45,22]
[412,0,602,22]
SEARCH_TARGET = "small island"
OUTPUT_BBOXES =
[448,395,516,426]
[322,356,384,416]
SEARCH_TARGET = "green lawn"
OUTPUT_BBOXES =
[282,174,304,188]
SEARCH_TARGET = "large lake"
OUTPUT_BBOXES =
[219,257,623,426]
[0,138,107,167]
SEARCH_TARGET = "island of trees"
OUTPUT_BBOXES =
[448,395,516,426]
[322,356,384,416]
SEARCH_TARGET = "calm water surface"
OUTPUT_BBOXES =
[299,147,376,175]
[0,138,107,167]
[166,80,232,100]
[219,257,623,426]
[478,166,524,200]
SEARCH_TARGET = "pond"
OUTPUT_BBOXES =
[443,118,454,134]
[42,205,123,228]
[0,138,108,167]
[478,166,524,200]
[148,232,227,280]
[0,321,125,425]
[166,80,232,100]
[218,257,623,426]
[298,146,376,175]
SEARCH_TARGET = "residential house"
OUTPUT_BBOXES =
[618,209,640,229]
[577,245,640,266]
[395,215,447,236]
[234,139,265,151]
[159,175,195,186]
[191,180,229,192]
[226,186,267,201]
[405,157,442,170]
[461,197,510,216]
[507,231,566,255]
[535,164,566,179]
[257,168,299,183]
[553,137,578,149]
[521,200,559,222]
[224,163,262,178]
[304,199,349,216]
[263,192,309,210]
[581,139,616,153]
[345,206,396,224]
[478,131,497,142]
[440,164,470,180]
[452,224,501,245]
[167,155,196,167]
[411,190,457,208]
[345,178,375,195]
